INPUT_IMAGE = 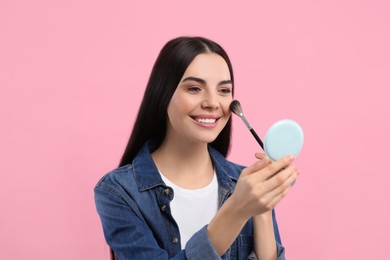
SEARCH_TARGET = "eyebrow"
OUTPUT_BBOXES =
[181,76,232,86]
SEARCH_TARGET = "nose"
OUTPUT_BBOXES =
[201,92,219,110]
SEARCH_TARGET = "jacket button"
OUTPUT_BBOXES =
[172,237,179,244]
[164,188,171,196]
[160,205,167,212]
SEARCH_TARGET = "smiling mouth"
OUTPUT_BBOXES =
[191,116,220,124]
[195,118,217,123]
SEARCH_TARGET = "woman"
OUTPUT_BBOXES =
[94,36,298,259]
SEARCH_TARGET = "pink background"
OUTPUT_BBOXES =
[1,0,389,259]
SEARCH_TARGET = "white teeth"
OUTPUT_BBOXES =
[196,118,216,123]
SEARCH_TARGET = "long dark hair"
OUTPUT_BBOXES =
[119,36,235,167]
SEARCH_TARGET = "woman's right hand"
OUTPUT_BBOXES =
[229,154,299,219]
[207,153,298,256]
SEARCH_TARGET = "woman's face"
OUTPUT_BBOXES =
[165,53,233,145]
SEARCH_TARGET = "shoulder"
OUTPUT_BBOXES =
[96,164,134,185]
[95,141,165,196]
[94,164,137,198]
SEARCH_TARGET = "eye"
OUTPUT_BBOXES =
[218,87,232,95]
[187,86,202,93]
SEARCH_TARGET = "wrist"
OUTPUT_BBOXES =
[222,197,251,224]
[221,191,253,222]
[253,210,273,222]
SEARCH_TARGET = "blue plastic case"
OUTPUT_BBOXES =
[264,119,304,161]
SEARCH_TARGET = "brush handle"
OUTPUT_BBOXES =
[250,128,264,150]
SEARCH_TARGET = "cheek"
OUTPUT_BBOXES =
[171,94,197,112]
[222,97,233,115]
[167,95,192,121]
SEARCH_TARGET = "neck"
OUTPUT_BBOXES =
[151,138,214,189]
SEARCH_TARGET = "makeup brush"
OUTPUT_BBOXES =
[230,100,264,150]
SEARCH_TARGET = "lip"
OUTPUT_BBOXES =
[190,114,221,129]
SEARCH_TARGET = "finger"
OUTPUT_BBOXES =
[267,183,293,210]
[259,170,297,210]
[241,157,270,177]
[267,166,298,199]
[255,152,266,160]
[256,156,295,181]
[257,164,297,194]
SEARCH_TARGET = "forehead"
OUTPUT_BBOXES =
[181,53,231,80]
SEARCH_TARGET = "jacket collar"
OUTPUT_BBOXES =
[132,141,237,192]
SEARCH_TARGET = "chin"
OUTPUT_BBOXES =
[195,135,219,144]
[186,127,224,144]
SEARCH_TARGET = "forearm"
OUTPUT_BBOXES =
[207,198,249,256]
[253,212,277,260]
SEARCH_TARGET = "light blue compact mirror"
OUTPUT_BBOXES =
[229,100,304,162]
[264,119,304,161]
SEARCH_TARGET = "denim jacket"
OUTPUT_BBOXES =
[94,142,286,259]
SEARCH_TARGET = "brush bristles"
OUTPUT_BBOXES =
[230,100,242,116]
[229,99,263,149]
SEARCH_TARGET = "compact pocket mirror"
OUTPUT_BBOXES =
[230,100,304,161]
[264,119,304,161]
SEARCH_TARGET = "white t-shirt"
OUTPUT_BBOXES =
[159,171,219,249]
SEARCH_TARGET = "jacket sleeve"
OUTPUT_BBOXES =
[94,183,224,260]
[272,209,286,260]
[247,210,286,260]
